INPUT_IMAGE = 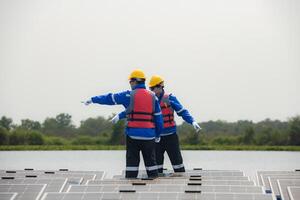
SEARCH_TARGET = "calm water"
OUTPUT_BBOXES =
[1,150,299,183]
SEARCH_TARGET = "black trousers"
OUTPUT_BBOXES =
[125,136,158,178]
[156,133,185,173]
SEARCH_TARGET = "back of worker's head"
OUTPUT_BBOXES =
[128,69,146,89]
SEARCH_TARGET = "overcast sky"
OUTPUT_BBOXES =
[0,0,299,126]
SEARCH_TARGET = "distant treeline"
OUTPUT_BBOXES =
[0,114,299,146]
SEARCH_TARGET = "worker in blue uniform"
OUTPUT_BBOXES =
[83,69,163,178]
[111,75,201,173]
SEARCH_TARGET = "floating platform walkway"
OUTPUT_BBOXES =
[0,168,299,200]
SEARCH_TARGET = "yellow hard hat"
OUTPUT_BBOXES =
[128,69,146,80]
[149,75,164,87]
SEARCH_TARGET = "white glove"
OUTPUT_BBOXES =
[155,137,161,143]
[192,122,201,132]
[110,115,119,124]
[82,99,92,106]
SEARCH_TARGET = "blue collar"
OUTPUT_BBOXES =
[132,83,146,90]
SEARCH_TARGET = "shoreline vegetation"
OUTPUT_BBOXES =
[0,145,300,151]
[1,114,300,151]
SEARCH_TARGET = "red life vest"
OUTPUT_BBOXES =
[160,94,176,128]
[126,88,156,128]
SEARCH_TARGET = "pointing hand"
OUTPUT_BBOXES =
[192,122,201,133]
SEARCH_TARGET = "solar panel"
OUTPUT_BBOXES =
[121,169,242,174]
[268,177,300,196]
[194,169,241,173]
[112,175,250,181]
[1,172,95,184]
[68,184,264,193]
[257,171,300,186]
[0,177,81,199]
[0,169,277,199]
[0,169,104,179]
[278,180,300,200]
[0,170,104,181]
[121,170,244,177]
[41,192,274,200]
[260,174,300,190]
[0,178,67,193]
[0,193,18,200]
[0,184,46,200]
[57,170,104,180]
[87,179,254,186]
[287,186,300,200]
[60,178,83,192]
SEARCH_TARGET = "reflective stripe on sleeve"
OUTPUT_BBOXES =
[154,112,162,116]
[176,108,185,114]
[111,94,117,105]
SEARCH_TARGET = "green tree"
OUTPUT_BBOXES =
[20,119,41,130]
[109,120,125,145]
[43,113,76,137]
[0,126,9,145]
[255,128,273,145]
[242,127,255,144]
[212,136,239,145]
[26,131,44,145]
[43,118,58,133]
[78,116,112,136]
[56,113,73,128]
[185,131,201,145]
[178,122,201,145]
[288,116,300,145]
[44,136,66,145]
[9,130,27,145]
[0,116,13,130]
[72,136,95,145]
[269,130,288,145]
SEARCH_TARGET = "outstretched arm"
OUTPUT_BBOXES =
[91,91,130,106]
[118,111,127,119]
[169,95,194,124]
[170,94,201,132]
[111,111,127,124]
[83,90,130,106]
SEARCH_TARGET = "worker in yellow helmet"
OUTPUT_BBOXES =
[148,75,201,173]
[112,74,201,173]
[83,69,163,178]
[128,69,146,80]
